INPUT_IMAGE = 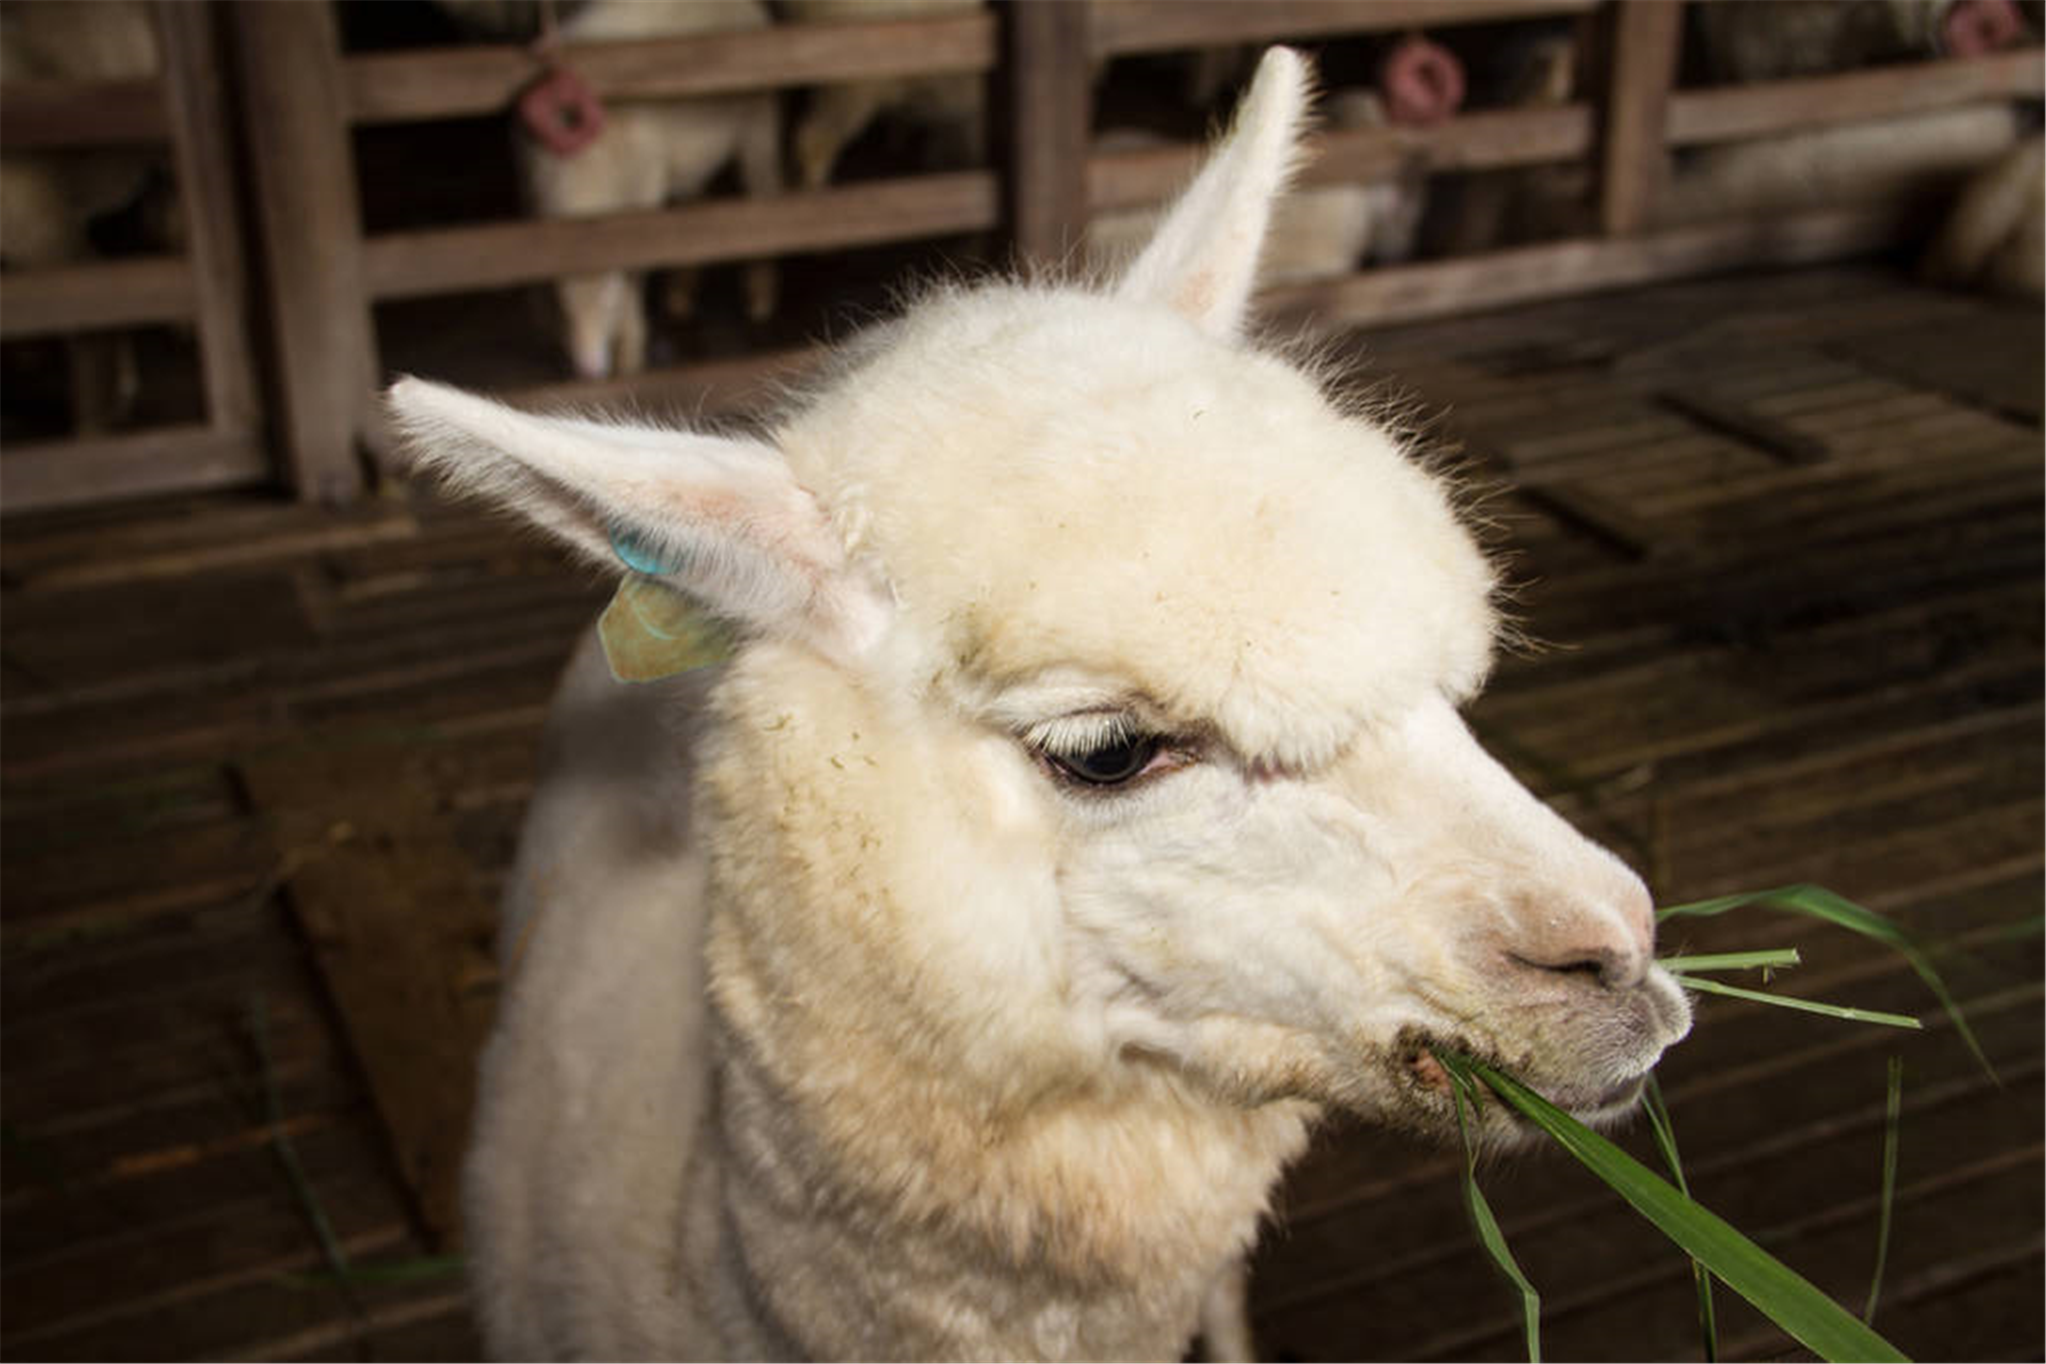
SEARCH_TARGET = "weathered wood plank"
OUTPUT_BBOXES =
[1006,0,1091,267]
[1088,104,1594,213]
[0,257,193,338]
[230,0,373,503]
[1667,48,2046,147]
[343,12,997,124]
[155,0,264,447]
[1597,0,1681,236]
[0,76,168,150]
[360,173,1000,300]
[239,743,503,1247]
[1259,206,1913,329]
[1088,0,1599,56]
[0,426,271,515]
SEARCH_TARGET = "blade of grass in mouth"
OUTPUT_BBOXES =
[1436,1051,1911,1364]
[1447,1060,1543,1363]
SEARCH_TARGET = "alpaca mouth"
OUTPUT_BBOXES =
[1398,1033,1648,1127]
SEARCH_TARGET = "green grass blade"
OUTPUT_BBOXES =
[1655,884,1988,1076]
[1447,1063,1543,1363]
[1864,1058,1904,1325]
[1643,1076,1717,1362]
[1460,1058,1911,1364]
[1670,975,1922,1029]
[1658,949,1801,975]
[251,996,352,1282]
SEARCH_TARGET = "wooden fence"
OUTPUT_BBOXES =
[0,0,2038,512]
[0,3,264,512]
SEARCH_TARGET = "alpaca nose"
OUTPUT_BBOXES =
[1510,878,1656,991]
[1516,942,1645,991]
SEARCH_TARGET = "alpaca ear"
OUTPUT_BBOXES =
[385,377,889,661]
[1114,46,1314,337]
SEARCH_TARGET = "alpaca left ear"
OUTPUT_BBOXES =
[385,377,890,664]
[1114,47,1314,338]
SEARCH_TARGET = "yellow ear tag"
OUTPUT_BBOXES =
[598,575,735,683]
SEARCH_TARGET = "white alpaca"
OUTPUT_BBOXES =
[391,49,1691,1361]
[516,0,783,379]
[0,0,165,430]
[1086,90,1425,286]
[1920,133,2043,298]
[777,0,986,189]
[1654,103,2021,228]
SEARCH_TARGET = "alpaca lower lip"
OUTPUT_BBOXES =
[1543,1072,1649,1120]
[1402,1035,1647,1120]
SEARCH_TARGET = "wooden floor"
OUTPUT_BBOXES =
[3,264,2039,1362]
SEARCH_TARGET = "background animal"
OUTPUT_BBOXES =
[1654,102,2023,226]
[777,0,986,188]
[391,48,1690,1361]
[1920,132,2044,296]
[0,0,169,430]
[1688,0,2027,82]
[511,0,783,379]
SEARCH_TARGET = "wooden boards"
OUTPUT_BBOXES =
[239,742,501,1247]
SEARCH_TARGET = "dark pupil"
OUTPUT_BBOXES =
[1062,735,1159,785]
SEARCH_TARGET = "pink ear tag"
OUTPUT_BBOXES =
[519,64,606,157]
[1940,0,2023,55]
[1379,35,1466,127]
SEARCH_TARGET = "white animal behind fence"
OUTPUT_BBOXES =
[0,0,168,430]
[1920,132,2044,297]
[777,0,986,190]
[391,47,1691,1361]
[512,0,783,380]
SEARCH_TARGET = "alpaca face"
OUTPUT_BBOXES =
[980,678,1687,1140]
[389,48,1689,1149]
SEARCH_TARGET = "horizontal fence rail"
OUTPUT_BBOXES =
[1666,48,2044,145]
[343,12,999,124]
[1,0,2038,512]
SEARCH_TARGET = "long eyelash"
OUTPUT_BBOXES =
[1024,710,1141,758]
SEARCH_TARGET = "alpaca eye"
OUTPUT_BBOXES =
[1047,734,1162,787]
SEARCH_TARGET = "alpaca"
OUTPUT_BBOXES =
[777,0,986,190]
[390,48,1691,1361]
[1921,133,2044,298]
[514,0,783,379]
[1690,0,2026,83]
[0,0,167,430]
[1654,102,2022,227]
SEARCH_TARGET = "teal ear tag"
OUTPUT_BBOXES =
[598,526,735,683]
[609,526,676,577]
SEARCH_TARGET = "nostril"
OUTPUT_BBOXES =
[1513,947,1631,989]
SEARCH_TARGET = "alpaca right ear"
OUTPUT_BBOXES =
[386,377,889,662]
[1113,46,1313,337]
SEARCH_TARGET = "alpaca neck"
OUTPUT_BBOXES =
[703,947,1315,1359]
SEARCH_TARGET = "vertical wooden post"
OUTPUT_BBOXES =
[1005,0,1093,269]
[232,0,373,503]
[1598,0,1683,237]
[154,1,260,442]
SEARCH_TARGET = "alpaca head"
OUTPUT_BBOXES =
[389,48,1689,1146]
